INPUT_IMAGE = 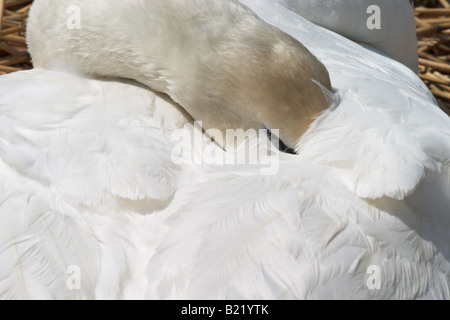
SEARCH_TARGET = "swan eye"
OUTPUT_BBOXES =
[278,140,296,155]
[265,128,297,155]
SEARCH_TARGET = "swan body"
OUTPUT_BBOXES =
[1,0,449,299]
[27,0,332,149]
[0,69,191,299]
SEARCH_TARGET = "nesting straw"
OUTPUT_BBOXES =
[0,0,32,75]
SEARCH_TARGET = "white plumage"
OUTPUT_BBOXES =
[0,70,187,299]
[0,0,449,299]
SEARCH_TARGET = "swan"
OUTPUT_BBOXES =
[272,0,419,71]
[27,0,332,149]
[0,0,449,300]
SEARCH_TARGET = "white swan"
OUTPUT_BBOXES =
[0,0,449,300]
[27,0,332,149]
[272,0,419,71]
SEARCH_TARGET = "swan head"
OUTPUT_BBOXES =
[181,25,333,151]
[239,37,333,150]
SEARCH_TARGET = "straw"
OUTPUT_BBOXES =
[0,0,32,75]
[415,0,450,114]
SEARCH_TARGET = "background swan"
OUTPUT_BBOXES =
[0,0,449,299]
[271,0,419,71]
